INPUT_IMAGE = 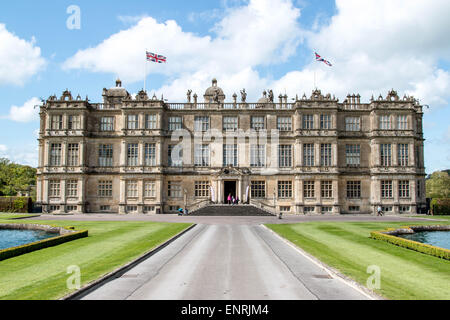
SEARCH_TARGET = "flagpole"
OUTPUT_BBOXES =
[144,50,147,93]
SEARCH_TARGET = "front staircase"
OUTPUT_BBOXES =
[189,204,274,216]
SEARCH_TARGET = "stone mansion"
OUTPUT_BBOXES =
[36,79,426,215]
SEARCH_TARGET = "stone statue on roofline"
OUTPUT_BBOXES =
[240,89,247,102]
[268,90,274,103]
[187,89,192,103]
[213,88,220,103]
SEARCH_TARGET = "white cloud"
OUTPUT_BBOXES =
[4,97,41,123]
[63,0,303,98]
[63,0,450,109]
[0,145,7,153]
[0,24,46,85]
[288,0,450,105]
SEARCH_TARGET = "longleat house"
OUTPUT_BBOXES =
[36,79,426,215]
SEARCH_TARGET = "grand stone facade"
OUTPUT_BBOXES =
[36,79,426,215]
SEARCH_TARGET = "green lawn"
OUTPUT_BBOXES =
[0,213,40,220]
[0,218,192,300]
[266,221,450,300]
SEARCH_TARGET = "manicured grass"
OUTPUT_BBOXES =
[266,220,450,300]
[0,218,192,300]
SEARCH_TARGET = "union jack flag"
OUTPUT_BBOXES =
[146,51,167,63]
[315,52,332,66]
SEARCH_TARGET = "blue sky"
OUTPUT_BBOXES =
[0,0,449,174]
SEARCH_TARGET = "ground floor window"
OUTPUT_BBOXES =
[303,181,315,198]
[126,205,138,213]
[381,180,393,198]
[399,205,410,213]
[49,205,60,212]
[143,206,155,213]
[195,181,210,197]
[321,181,333,198]
[277,181,292,199]
[144,181,156,198]
[346,181,361,199]
[280,206,291,212]
[168,181,182,198]
[251,181,266,198]
[100,205,111,212]
[349,206,360,212]
[381,206,393,212]
[304,206,315,213]
[169,205,180,212]
[98,180,113,197]
[66,205,77,212]
[321,206,332,213]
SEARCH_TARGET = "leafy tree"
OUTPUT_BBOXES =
[0,158,36,196]
[426,170,450,199]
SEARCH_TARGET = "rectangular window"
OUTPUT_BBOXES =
[303,181,315,198]
[251,116,265,130]
[68,115,81,130]
[127,114,139,129]
[100,205,111,212]
[304,206,315,213]
[320,114,331,129]
[399,206,410,213]
[381,180,393,198]
[278,181,292,199]
[302,114,314,129]
[349,206,360,212]
[379,115,391,130]
[51,115,63,130]
[145,114,157,129]
[223,144,238,166]
[143,206,155,213]
[168,145,183,167]
[347,181,361,199]
[100,117,114,131]
[398,180,410,198]
[277,117,292,131]
[50,143,62,166]
[345,117,360,131]
[126,206,138,213]
[99,144,113,167]
[195,181,210,198]
[321,181,333,198]
[67,143,79,166]
[168,181,182,198]
[398,144,409,166]
[127,143,139,166]
[127,181,138,198]
[194,116,209,132]
[397,115,408,130]
[144,143,156,166]
[380,144,392,166]
[322,206,333,213]
[250,144,265,167]
[194,144,210,167]
[417,180,422,198]
[345,144,360,166]
[144,181,156,198]
[168,116,182,131]
[303,143,314,166]
[66,180,78,197]
[280,206,291,212]
[223,116,238,131]
[320,144,332,166]
[66,205,77,212]
[278,145,292,168]
[98,180,112,197]
[49,180,60,197]
[251,181,266,198]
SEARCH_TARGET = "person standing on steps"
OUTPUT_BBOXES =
[227,193,231,205]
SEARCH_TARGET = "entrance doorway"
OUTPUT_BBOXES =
[223,180,237,203]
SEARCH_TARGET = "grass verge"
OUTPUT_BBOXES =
[0,218,192,300]
[266,220,450,300]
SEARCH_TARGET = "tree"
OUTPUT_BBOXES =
[426,171,450,199]
[0,158,36,196]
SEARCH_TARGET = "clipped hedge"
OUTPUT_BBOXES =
[431,198,450,215]
[370,226,450,260]
[0,226,88,261]
[0,197,32,213]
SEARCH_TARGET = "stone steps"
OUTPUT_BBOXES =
[189,205,274,216]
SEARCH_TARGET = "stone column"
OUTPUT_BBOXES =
[60,178,66,213]
[121,140,127,166]
[62,141,68,166]
[79,140,85,167]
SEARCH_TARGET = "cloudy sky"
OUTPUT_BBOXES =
[0,0,449,173]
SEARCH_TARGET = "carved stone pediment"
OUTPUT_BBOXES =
[217,166,250,176]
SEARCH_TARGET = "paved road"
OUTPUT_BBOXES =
[81,224,372,300]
